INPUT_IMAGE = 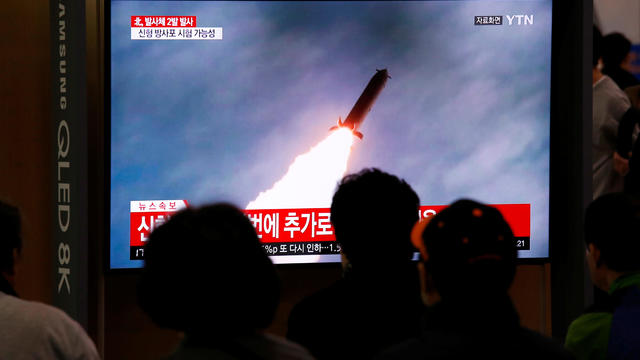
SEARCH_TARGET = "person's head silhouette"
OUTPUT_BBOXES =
[414,199,516,302]
[602,32,633,70]
[584,193,640,291]
[331,168,419,269]
[137,203,280,335]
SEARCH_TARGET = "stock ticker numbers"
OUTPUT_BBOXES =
[262,242,341,256]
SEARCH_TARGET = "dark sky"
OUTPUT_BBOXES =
[110,0,552,268]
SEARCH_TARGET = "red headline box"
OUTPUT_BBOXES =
[129,202,530,247]
[130,212,170,246]
[130,200,188,247]
[242,204,530,243]
[130,16,196,28]
[244,208,334,243]
[417,204,530,238]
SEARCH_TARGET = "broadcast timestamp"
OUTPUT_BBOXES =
[514,237,530,250]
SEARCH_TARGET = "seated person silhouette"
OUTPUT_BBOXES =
[287,168,424,359]
[0,201,99,359]
[379,199,572,359]
[137,203,313,359]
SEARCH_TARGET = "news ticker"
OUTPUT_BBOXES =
[128,201,530,260]
[130,237,529,260]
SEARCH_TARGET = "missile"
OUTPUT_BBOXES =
[329,69,390,139]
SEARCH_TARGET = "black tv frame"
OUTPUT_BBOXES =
[104,0,564,273]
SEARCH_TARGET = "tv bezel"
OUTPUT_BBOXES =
[104,0,554,272]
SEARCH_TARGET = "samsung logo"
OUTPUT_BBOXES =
[56,0,71,295]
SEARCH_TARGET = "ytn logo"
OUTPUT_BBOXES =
[506,15,534,26]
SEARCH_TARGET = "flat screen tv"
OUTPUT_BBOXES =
[108,0,552,269]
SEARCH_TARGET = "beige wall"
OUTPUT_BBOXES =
[595,0,640,43]
[0,1,53,304]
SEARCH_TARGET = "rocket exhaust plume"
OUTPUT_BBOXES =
[246,128,355,209]
[247,69,388,209]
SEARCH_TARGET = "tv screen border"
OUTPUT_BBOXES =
[104,0,553,272]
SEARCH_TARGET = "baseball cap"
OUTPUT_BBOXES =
[412,199,517,297]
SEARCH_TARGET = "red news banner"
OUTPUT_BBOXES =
[130,16,196,27]
[244,204,530,243]
[130,15,222,40]
[129,200,188,259]
[129,201,530,259]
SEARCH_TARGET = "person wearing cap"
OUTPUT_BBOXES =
[377,199,572,359]
[287,168,424,359]
[565,193,640,360]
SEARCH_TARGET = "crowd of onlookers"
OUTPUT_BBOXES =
[1,23,640,360]
[2,165,640,359]
[593,26,640,197]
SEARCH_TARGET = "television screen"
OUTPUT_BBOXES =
[109,0,552,269]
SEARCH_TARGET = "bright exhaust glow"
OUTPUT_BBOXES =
[247,128,355,209]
